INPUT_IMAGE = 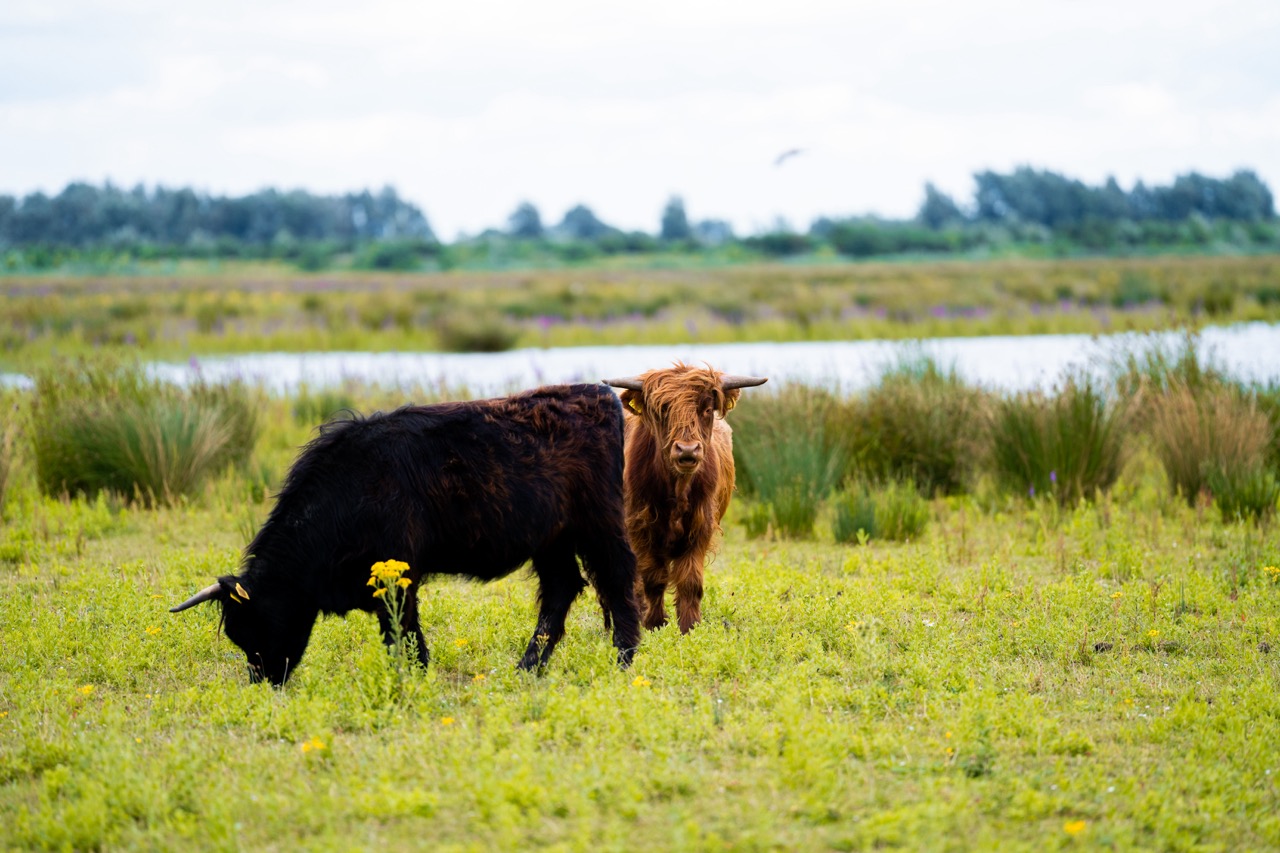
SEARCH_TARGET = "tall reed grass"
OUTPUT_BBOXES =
[837,356,989,495]
[31,360,260,505]
[988,375,1128,506]
[0,399,17,515]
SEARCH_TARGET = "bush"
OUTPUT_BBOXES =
[1149,382,1273,506]
[732,386,847,539]
[837,357,989,495]
[988,375,1127,505]
[31,360,260,505]
[435,312,520,353]
[832,480,930,544]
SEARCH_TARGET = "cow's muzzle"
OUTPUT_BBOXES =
[672,441,703,472]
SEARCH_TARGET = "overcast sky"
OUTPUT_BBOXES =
[2,0,1279,238]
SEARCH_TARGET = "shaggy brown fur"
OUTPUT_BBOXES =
[613,364,762,633]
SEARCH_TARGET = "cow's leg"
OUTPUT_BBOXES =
[641,574,669,630]
[671,552,706,634]
[376,588,430,669]
[579,533,641,668]
[519,539,587,671]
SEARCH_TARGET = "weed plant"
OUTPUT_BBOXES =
[30,360,259,505]
[1205,464,1280,523]
[988,375,1128,506]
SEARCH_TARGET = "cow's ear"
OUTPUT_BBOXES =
[620,389,644,415]
[219,575,251,605]
[719,388,742,415]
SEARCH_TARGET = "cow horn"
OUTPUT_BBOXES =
[721,375,769,390]
[169,583,223,613]
[603,377,644,391]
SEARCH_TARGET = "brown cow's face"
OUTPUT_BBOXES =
[621,366,740,478]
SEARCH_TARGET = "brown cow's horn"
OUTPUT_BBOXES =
[169,583,223,613]
[603,377,644,391]
[721,375,769,390]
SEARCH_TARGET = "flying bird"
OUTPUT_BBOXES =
[773,148,806,167]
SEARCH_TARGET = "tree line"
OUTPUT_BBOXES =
[1,168,1275,269]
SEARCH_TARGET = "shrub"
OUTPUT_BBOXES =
[836,356,989,495]
[31,360,259,505]
[988,375,1127,505]
[1149,382,1273,506]
[435,312,520,353]
[732,385,846,539]
[832,480,930,544]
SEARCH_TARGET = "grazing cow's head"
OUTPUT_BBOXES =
[170,576,310,686]
[606,364,767,477]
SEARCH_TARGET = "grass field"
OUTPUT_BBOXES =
[2,427,1278,849]
[3,254,1280,366]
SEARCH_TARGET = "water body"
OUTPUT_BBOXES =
[7,323,1280,396]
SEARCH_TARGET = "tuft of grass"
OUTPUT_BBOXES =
[0,400,17,516]
[1205,464,1279,524]
[292,386,357,426]
[30,359,259,505]
[732,386,847,538]
[832,479,930,544]
[988,374,1128,505]
[837,355,990,495]
[1148,382,1272,507]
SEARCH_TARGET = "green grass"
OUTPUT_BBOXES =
[2,441,1279,849]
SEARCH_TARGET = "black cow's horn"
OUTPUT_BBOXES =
[721,375,768,390]
[603,377,644,391]
[169,583,222,613]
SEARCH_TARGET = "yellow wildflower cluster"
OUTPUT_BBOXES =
[77,685,94,696]
[441,716,455,726]
[368,560,413,599]
[632,676,651,688]
[1063,819,1087,836]
[300,736,327,753]
[1264,565,1280,581]
[145,626,161,636]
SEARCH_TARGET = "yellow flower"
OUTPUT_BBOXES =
[372,588,387,598]
[0,711,8,718]
[441,716,455,726]
[1111,591,1123,600]
[77,685,94,696]
[945,746,954,756]
[472,673,486,683]
[844,621,863,632]
[1264,565,1280,579]
[396,578,412,589]
[945,731,952,739]
[454,639,469,648]
[1147,629,1160,639]
[632,676,651,688]
[145,626,161,636]
[300,736,326,753]
[1063,819,1086,836]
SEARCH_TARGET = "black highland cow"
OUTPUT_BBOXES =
[171,383,642,685]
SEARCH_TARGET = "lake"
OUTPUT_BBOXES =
[8,323,1280,396]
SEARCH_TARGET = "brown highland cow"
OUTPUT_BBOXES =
[606,364,767,633]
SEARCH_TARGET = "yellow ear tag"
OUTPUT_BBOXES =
[627,398,643,415]
[235,582,250,600]
[229,593,243,604]
[723,396,737,413]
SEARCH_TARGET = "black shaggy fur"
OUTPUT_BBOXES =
[175,383,641,685]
